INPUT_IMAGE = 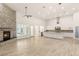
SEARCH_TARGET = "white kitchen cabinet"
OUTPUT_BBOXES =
[43,31,73,39]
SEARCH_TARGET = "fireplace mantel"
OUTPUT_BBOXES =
[0,28,12,29]
[0,28,13,31]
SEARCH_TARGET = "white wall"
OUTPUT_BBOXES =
[46,15,73,30]
[16,12,45,38]
[73,12,79,26]
[73,12,79,39]
[16,11,79,39]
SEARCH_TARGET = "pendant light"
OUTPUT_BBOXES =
[58,3,62,5]
[56,17,60,24]
[24,6,32,18]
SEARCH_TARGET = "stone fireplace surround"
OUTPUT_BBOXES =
[0,4,16,42]
[0,28,16,42]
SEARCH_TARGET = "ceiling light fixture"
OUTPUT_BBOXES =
[72,8,76,10]
[24,6,32,18]
[58,3,62,5]
[61,7,64,9]
[56,17,60,24]
[43,6,46,8]
[49,6,53,10]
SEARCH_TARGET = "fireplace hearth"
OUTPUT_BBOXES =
[3,31,10,41]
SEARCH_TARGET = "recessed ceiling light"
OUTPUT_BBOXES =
[49,6,53,10]
[61,7,64,9]
[72,8,76,10]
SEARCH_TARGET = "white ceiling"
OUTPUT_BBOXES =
[5,3,79,20]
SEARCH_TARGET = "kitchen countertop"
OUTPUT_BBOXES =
[44,30,73,33]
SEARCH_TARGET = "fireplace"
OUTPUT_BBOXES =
[3,31,10,41]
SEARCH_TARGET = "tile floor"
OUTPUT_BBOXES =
[0,37,79,56]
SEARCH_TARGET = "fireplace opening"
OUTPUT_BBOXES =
[3,31,10,41]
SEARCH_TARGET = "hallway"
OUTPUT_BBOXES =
[0,37,79,56]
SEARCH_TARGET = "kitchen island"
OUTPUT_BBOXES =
[43,30,74,39]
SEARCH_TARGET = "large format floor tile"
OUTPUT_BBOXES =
[0,37,79,56]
